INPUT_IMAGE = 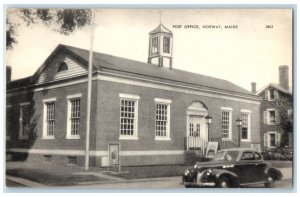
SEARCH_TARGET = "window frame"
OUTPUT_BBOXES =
[6,105,12,140]
[42,98,56,139]
[151,36,159,55]
[154,98,172,141]
[119,93,140,140]
[221,107,233,141]
[264,131,281,148]
[19,102,31,140]
[163,36,170,54]
[66,94,82,139]
[267,108,276,125]
[241,109,251,142]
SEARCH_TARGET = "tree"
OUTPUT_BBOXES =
[271,95,293,147]
[6,8,92,49]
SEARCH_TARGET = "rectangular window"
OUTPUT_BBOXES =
[155,104,167,137]
[119,94,140,140]
[70,99,80,136]
[270,133,276,147]
[120,99,136,136]
[151,37,158,54]
[6,105,12,140]
[43,155,52,163]
[46,102,55,136]
[241,113,249,140]
[66,94,81,139]
[269,110,276,124]
[67,156,77,165]
[163,37,170,53]
[221,110,231,140]
[269,88,275,100]
[19,103,30,139]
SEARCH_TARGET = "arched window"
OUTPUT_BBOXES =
[57,62,68,72]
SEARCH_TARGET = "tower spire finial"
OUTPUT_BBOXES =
[159,10,162,24]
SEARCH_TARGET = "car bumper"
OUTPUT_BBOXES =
[181,181,216,187]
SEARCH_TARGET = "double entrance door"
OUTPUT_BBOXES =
[187,115,208,145]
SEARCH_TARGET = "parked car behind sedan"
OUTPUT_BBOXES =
[182,148,282,188]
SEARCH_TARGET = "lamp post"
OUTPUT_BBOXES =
[205,115,212,141]
[236,118,242,147]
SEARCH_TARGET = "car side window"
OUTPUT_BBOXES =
[254,152,262,160]
[241,152,255,160]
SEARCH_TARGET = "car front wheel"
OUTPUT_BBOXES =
[264,172,276,188]
[217,176,230,188]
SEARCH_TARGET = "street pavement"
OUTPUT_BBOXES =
[6,167,292,189]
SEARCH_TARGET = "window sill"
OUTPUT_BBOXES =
[19,137,29,140]
[119,136,139,140]
[241,139,252,142]
[66,135,80,139]
[42,136,55,140]
[155,137,171,141]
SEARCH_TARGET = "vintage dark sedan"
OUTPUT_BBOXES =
[182,148,282,188]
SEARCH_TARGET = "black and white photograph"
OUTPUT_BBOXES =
[4,5,294,191]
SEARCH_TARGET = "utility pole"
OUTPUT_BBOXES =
[85,9,95,171]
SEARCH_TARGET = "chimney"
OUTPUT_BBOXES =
[279,65,289,90]
[251,82,256,93]
[6,66,11,83]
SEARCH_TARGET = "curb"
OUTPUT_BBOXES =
[6,175,46,188]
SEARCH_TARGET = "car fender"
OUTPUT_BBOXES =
[201,168,239,186]
[265,167,283,180]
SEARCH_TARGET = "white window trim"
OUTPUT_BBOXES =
[221,107,233,141]
[154,98,172,141]
[241,110,251,142]
[66,96,81,139]
[6,105,12,140]
[267,108,276,125]
[66,93,82,100]
[119,93,140,100]
[19,102,30,140]
[268,89,278,101]
[265,131,280,148]
[119,93,140,140]
[42,98,56,140]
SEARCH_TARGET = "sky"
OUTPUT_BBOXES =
[6,8,293,92]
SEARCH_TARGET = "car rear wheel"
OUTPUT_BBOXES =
[264,172,276,188]
[217,176,230,188]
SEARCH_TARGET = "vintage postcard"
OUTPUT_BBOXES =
[5,7,294,190]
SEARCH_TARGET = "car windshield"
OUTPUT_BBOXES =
[213,151,239,161]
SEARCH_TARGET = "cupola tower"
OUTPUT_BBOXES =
[148,24,173,69]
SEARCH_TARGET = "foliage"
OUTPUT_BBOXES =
[271,95,293,147]
[261,147,293,161]
[6,8,92,49]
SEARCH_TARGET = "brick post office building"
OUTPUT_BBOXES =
[6,24,262,167]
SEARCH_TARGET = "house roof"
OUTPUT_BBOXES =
[63,44,256,97]
[8,44,259,99]
[149,24,173,35]
[256,83,292,96]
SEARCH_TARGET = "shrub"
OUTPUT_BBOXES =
[261,147,293,161]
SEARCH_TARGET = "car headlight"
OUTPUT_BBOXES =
[194,164,198,169]
[184,169,190,176]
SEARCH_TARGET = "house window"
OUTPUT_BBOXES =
[70,100,80,136]
[264,132,281,148]
[151,37,158,54]
[119,94,140,140]
[19,103,31,139]
[67,156,77,165]
[43,155,52,163]
[265,88,279,101]
[241,112,251,141]
[46,103,55,137]
[264,109,279,125]
[66,94,82,139]
[155,98,171,140]
[221,108,232,140]
[43,98,56,139]
[163,37,170,53]
[6,105,12,140]
[57,62,68,72]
